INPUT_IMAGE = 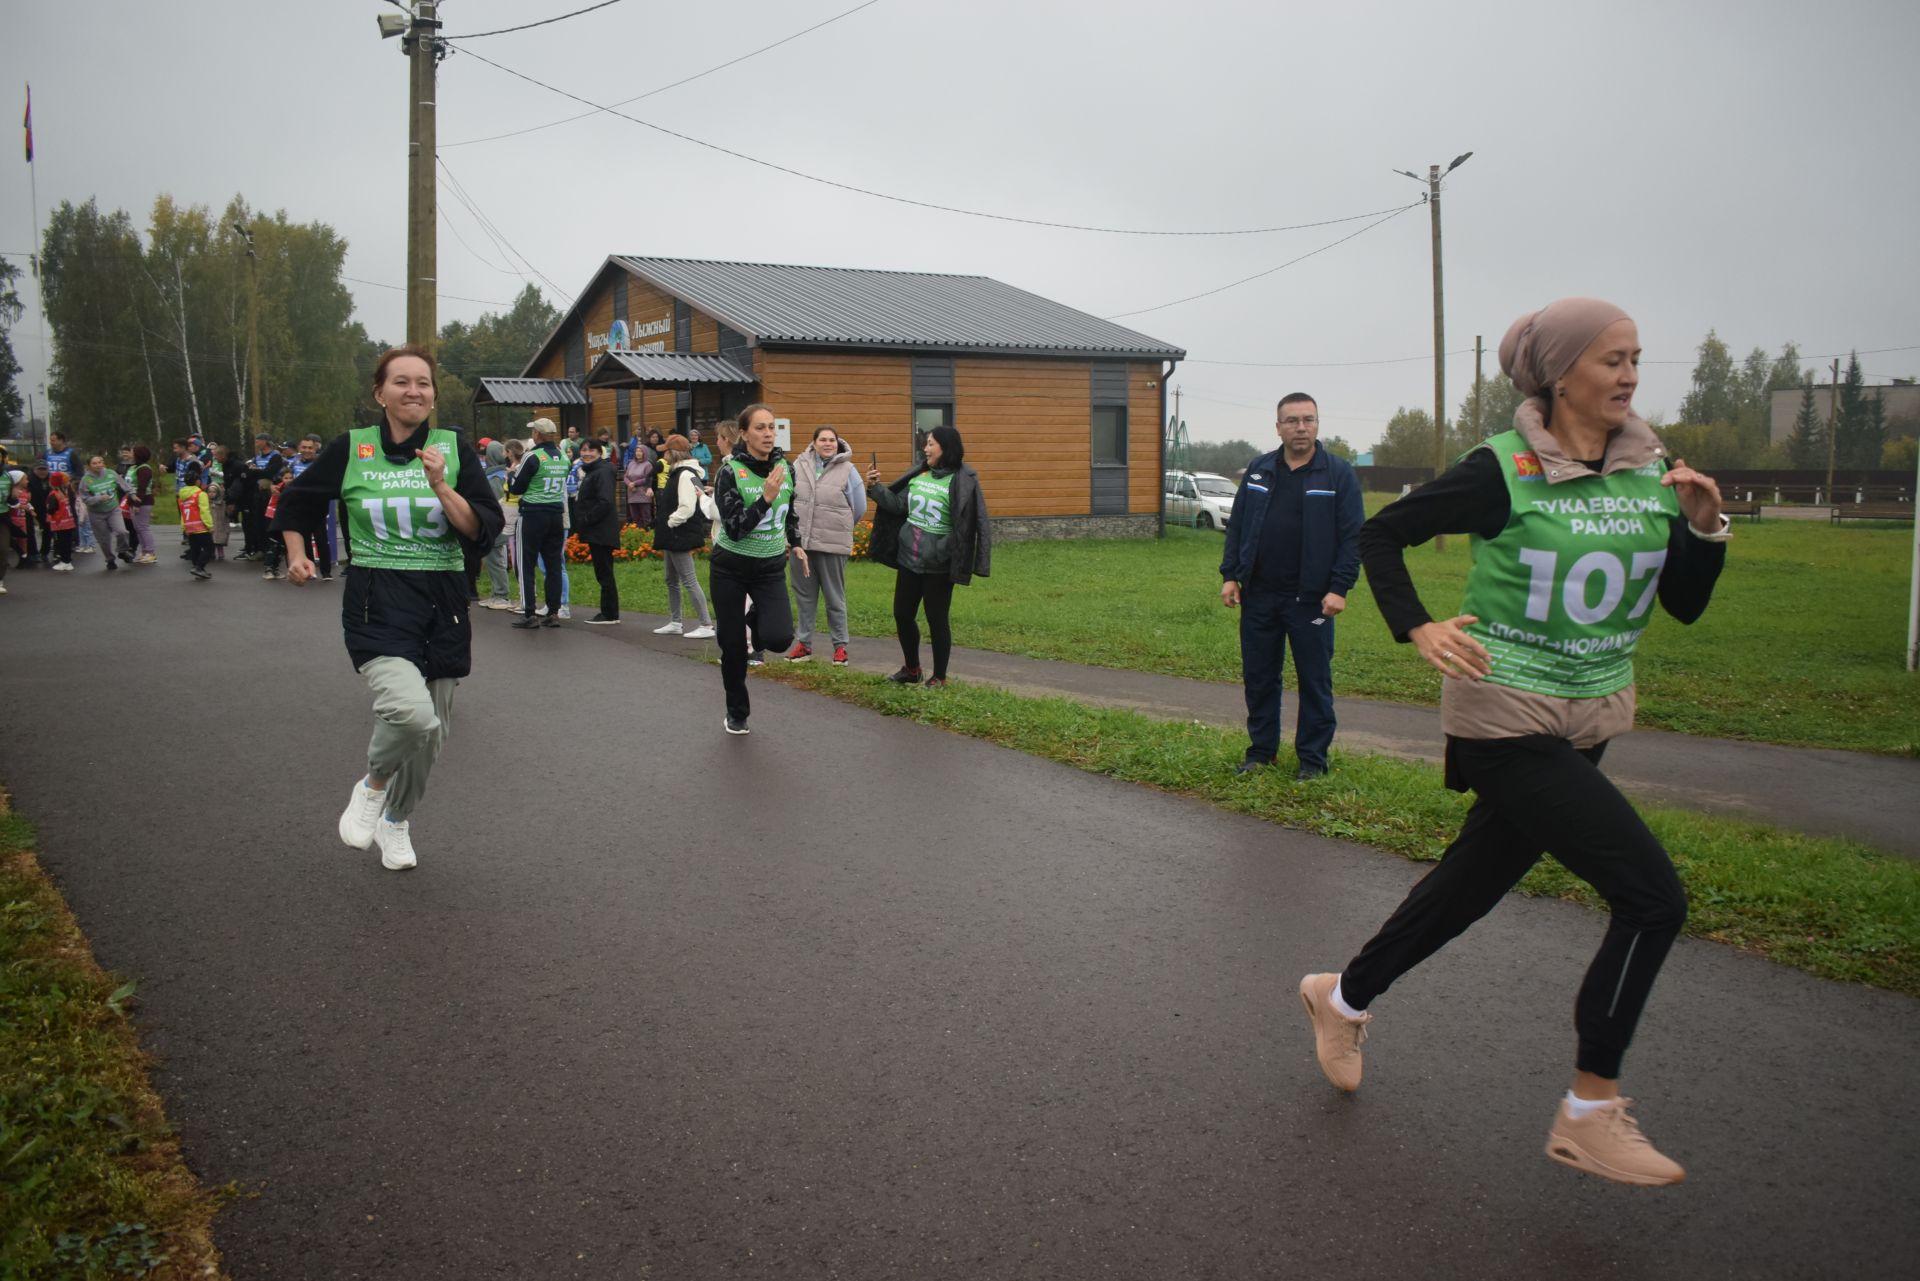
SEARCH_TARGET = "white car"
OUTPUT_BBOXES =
[1164,471,1238,531]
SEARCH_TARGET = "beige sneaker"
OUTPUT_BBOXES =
[1299,973,1369,1091]
[1546,1097,1685,1186]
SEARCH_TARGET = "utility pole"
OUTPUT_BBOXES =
[234,223,263,441]
[1396,151,1471,550]
[1825,356,1840,504]
[405,1,442,352]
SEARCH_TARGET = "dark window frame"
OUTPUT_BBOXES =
[1091,404,1128,466]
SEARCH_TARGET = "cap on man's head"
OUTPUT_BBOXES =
[528,417,560,437]
[254,432,273,443]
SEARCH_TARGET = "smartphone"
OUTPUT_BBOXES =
[869,451,878,470]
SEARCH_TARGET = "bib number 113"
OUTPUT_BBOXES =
[361,497,448,541]
[1516,547,1666,625]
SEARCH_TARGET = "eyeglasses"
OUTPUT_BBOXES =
[1281,415,1319,427]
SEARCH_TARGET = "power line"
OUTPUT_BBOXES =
[441,0,888,150]
[438,204,520,277]
[452,48,1419,237]
[1102,201,1425,320]
[434,158,575,303]
[441,0,626,41]
[341,275,515,307]
[1186,349,1474,369]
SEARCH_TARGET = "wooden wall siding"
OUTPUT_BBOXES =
[623,275,675,336]
[1129,364,1163,512]
[951,357,1096,516]
[691,313,718,353]
[758,349,913,478]
[581,288,615,350]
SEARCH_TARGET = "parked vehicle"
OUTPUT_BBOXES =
[1163,470,1237,530]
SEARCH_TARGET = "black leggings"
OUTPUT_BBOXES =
[893,570,955,678]
[710,553,794,723]
[588,543,619,619]
[1340,736,1687,1080]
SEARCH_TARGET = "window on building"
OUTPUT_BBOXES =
[1092,406,1126,464]
[914,403,951,457]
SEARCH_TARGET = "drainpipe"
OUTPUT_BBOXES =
[1158,360,1178,537]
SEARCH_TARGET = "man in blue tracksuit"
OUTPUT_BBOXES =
[1219,392,1365,780]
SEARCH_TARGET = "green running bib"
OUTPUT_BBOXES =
[341,426,464,572]
[1458,430,1678,699]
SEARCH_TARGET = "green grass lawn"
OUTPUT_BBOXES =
[554,507,1920,755]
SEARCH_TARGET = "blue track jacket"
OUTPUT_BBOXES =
[1218,445,1365,599]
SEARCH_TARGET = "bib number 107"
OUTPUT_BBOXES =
[361,496,448,541]
[1516,547,1667,625]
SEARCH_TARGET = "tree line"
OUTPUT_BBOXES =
[1367,333,1916,473]
[2,192,560,455]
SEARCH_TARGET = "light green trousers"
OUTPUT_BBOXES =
[359,655,457,823]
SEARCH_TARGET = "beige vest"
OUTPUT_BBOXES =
[792,445,858,555]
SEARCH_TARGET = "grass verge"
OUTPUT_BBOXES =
[0,792,226,1279]
[560,515,1920,755]
[763,665,1920,997]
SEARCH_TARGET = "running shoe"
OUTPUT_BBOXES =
[338,777,386,849]
[723,715,750,736]
[652,620,684,635]
[748,652,766,668]
[786,643,813,662]
[118,550,135,563]
[190,568,212,581]
[587,613,619,625]
[481,598,514,611]
[77,544,97,555]
[1546,1098,1685,1186]
[684,624,716,640]
[535,604,549,617]
[541,615,561,628]
[104,560,117,572]
[137,554,158,564]
[1299,973,1369,1092]
[558,605,572,620]
[832,645,849,666]
[512,615,543,630]
[373,817,417,871]
[924,677,948,689]
[262,569,277,580]
[0,583,7,595]
[885,666,922,684]
[54,562,73,573]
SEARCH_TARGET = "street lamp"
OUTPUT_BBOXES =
[233,223,262,440]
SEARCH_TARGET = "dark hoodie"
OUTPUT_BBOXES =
[710,441,801,574]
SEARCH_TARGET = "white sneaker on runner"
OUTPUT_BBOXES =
[338,777,386,849]
[684,624,716,639]
[373,818,417,871]
[558,605,572,620]
[652,620,684,635]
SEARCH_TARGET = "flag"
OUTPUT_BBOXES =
[22,85,31,163]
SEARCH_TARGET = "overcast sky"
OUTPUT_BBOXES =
[6,0,1917,450]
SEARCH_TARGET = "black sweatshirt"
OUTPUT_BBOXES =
[271,420,502,558]
[712,444,801,565]
[1361,448,1726,642]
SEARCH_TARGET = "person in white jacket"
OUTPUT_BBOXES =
[651,434,716,639]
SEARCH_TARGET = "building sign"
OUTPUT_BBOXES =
[590,315,674,352]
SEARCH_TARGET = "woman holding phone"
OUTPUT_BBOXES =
[865,426,991,687]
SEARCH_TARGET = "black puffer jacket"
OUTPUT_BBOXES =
[570,457,620,547]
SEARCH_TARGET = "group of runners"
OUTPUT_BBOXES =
[7,295,1729,1192]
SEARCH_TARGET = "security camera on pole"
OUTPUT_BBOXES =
[376,2,445,360]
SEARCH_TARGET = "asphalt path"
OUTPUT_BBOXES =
[3,539,1917,1279]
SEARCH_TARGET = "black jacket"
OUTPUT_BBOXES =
[570,457,621,547]
[653,463,710,553]
[868,463,991,585]
[271,418,504,680]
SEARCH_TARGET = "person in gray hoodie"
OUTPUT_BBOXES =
[785,425,867,665]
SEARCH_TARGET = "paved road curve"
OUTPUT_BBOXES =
[3,547,1916,1278]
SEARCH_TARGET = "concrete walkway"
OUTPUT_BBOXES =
[605,610,1920,858]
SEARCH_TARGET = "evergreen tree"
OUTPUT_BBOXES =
[0,258,22,428]
[1834,353,1873,467]
[1787,381,1825,468]
[1678,330,1737,426]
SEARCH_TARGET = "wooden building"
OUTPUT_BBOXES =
[473,257,1185,540]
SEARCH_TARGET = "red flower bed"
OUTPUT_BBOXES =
[566,519,876,565]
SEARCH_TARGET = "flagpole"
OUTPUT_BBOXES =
[25,83,49,451]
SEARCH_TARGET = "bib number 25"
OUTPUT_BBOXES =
[1516,547,1666,625]
[360,496,448,541]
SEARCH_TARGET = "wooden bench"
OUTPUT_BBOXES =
[1831,503,1915,524]
[1722,499,1762,521]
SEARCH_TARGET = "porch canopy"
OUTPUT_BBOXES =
[584,350,756,390]
[473,377,590,407]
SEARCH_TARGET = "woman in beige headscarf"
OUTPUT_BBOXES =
[1297,298,1729,1187]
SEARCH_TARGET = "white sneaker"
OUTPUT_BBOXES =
[558,605,572,620]
[684,624,716,639]
[535,604,549,617]
[0,583,7,595]
[482,598,514,611]
[77,544,97,555]
[338,777,386,849]
[652,620,684,635]
[373,818,417,871]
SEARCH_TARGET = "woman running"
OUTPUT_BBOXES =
[865,426,991,687]
[1297,298,1728,1187]
[270,343,504,871]
[709,404,803,734]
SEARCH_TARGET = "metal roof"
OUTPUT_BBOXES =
[584,350,756,389]
[610,257,1186,360]
[473,377,589,407]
